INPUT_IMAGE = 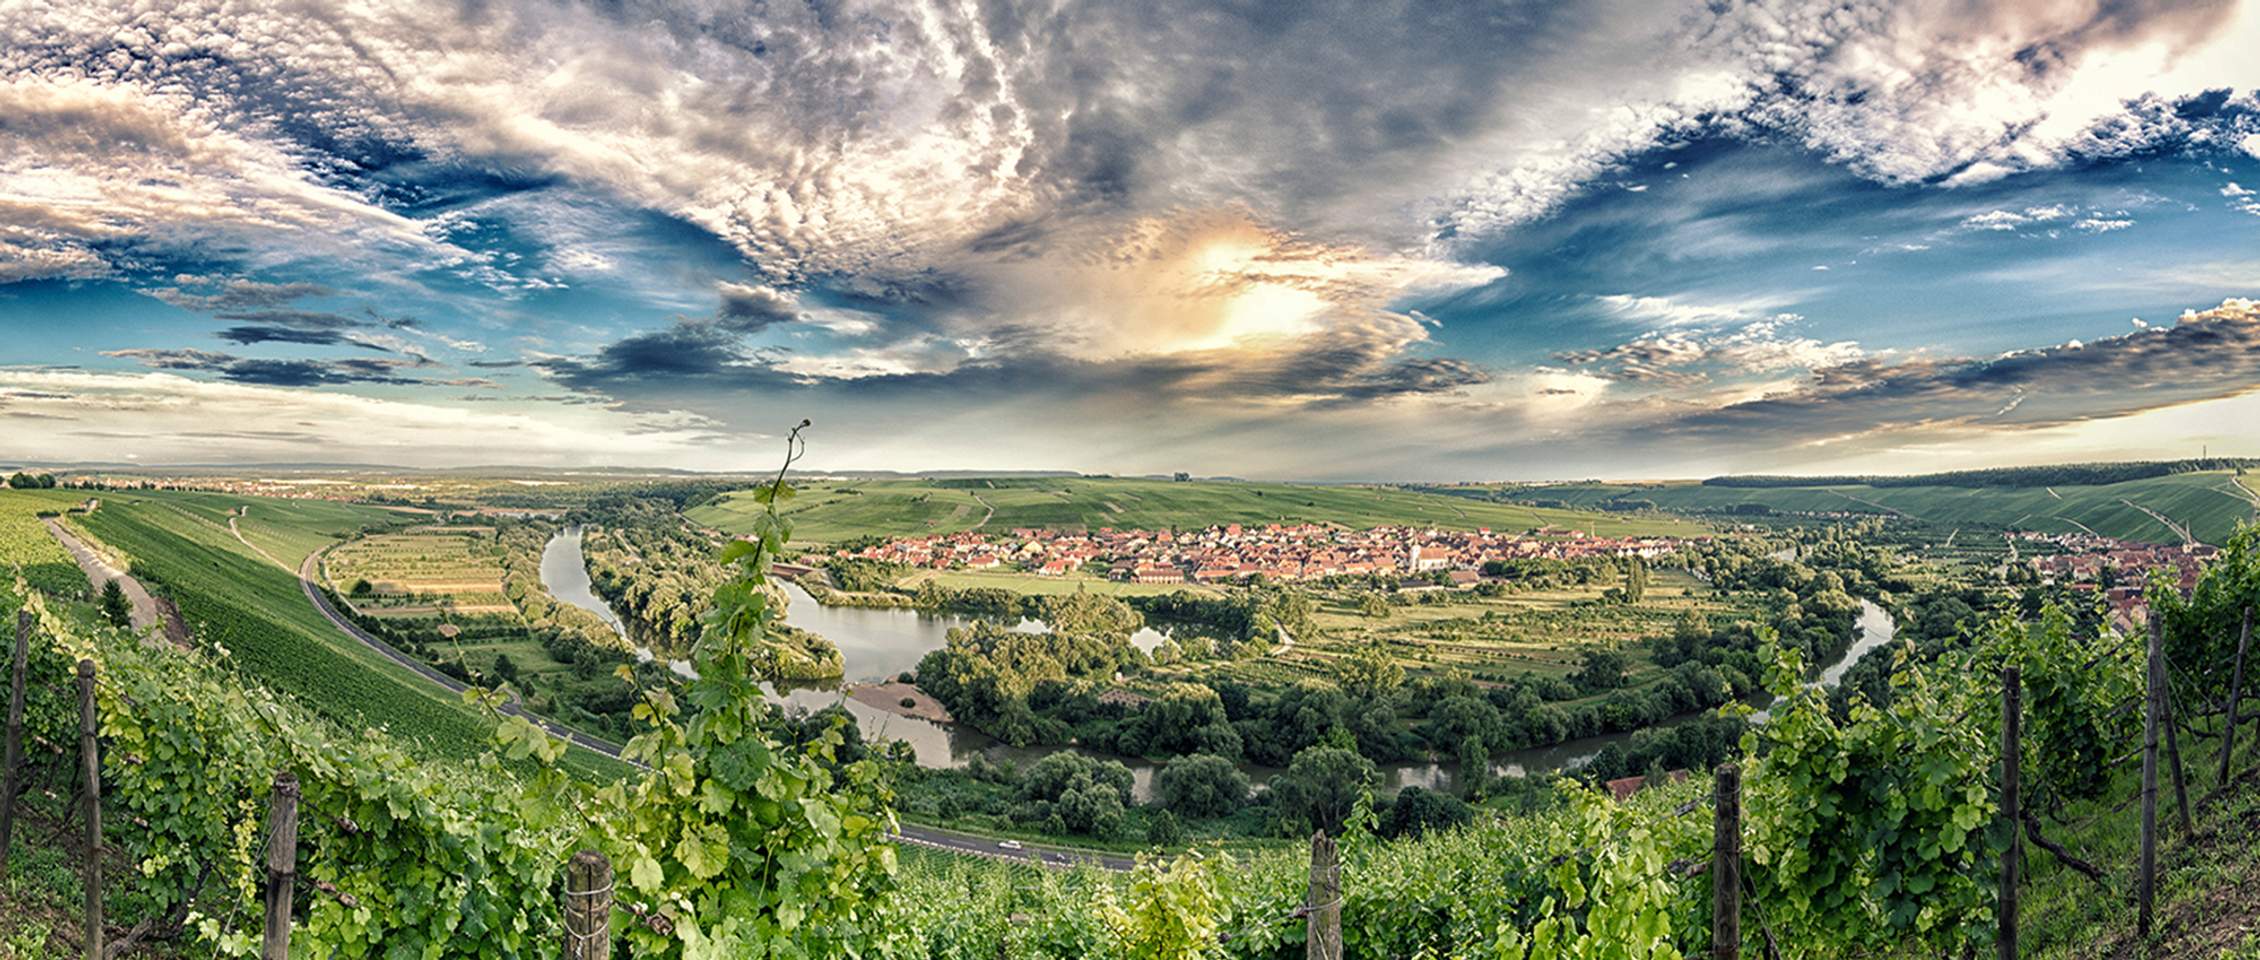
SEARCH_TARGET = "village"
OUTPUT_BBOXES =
[2013,530,2218,625]
[833,522,1700,583]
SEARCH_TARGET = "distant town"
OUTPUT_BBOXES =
[835,523,1698,583]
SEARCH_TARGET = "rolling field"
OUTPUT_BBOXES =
[690,476,1710,543]
[1290,568,1736,684]
[1473,469,2259,544]
[325,526,517,618]
[0,488,98,611]
[66,493,524,764]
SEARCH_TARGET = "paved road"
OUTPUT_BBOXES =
[296,537,1129,871]
[294,546,633,761]
[44,517,181,642]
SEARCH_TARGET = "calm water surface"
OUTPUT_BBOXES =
[541,529,1895,800]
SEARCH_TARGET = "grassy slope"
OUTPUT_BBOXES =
[72,496,498,755]
[0,489,96,616]
[690,476,1709,543]
[1497,470,2259,544]
[65,492,631,778]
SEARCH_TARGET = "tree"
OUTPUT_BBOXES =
[1269,745,1375,835]
[1572,648,1627,693]
[1145,809,1188,847]
[99,579,131,627]
[1381,786,1472,839]
[1358,592,1390,619]
[1336,637,1404,700]
[1154,754,1250,818]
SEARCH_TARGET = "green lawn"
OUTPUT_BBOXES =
[1472,470,2259,544]
[690,476,1710,543]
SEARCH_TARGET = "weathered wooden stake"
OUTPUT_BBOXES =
[0,609,30,877]
[563,849,614,960]
[1999,666,2020,960]
[1306,831,1342,960]
[2220,608,2253,791]
[262,771,300,960]
[1712,762,1741,960]
[2139,620,2161,939]
[77,658,101,960]
[2162,645,2193,833]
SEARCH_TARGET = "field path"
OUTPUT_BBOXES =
[227,506,293,572]
[967,492,996,531]
[43,517,186,644]
[2120,498,2196,545]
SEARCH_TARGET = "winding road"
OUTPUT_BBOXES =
[291,536,1122,870]
[294,544,634,761]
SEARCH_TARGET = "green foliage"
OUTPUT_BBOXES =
[1269,745,1376,836]
[1154,753,1250,818]
[98,577,130,627]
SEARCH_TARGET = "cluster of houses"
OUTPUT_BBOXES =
[2016,532,2218,625]
[835,523,1698,584]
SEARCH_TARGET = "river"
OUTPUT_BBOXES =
[540,528,1896,801]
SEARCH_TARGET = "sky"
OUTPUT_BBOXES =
[1,0,2258,481]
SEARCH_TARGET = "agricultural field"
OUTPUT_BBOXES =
[1185,567,1747,691]
[0,488,98,611]
[324,526,518,619]
[1459,468,2260,545]
[60,493,594,768]
[689,475,1710,544]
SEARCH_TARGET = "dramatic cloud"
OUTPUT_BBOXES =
[3,1,2259,476]
[102,348,473,388]
[715,282,803,332]
[1653,297,2260,447]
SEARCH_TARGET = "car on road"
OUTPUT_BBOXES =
[997,840,1024,851]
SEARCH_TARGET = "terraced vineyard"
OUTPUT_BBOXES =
[325,526,518,619]
[1458,469,2260,544]
[63,493,588,768]
[690,475,1711,544]
[0,488,92,610]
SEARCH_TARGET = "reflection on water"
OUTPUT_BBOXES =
[541,529,1897,800]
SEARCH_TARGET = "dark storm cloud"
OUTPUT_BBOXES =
[211,310,363,330]
[1656,298,2260,441]
[536,310,1491,417]
[214,325,376,349]
[147,279,334,312]
[715,282,802,333]
[101,348,479,388]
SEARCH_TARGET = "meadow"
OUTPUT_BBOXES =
[325,526,517,618]
[688,475,1711,543]
[1460,468,2260,544]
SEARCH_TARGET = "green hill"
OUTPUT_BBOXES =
[1463,469,2260,544]
[687,475,1710,543]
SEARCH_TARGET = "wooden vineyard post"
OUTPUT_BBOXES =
[2162,652,2193,834]
[0,609,29,876]
[2222,608,2253,791]
[77,658,101,960]
[1713,763,1741,960]
[2140,619,2161,939]
[563,849,614,960]
[1999,666,2020,960]
[262,771,300,960]
[1306,831,1342,960]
